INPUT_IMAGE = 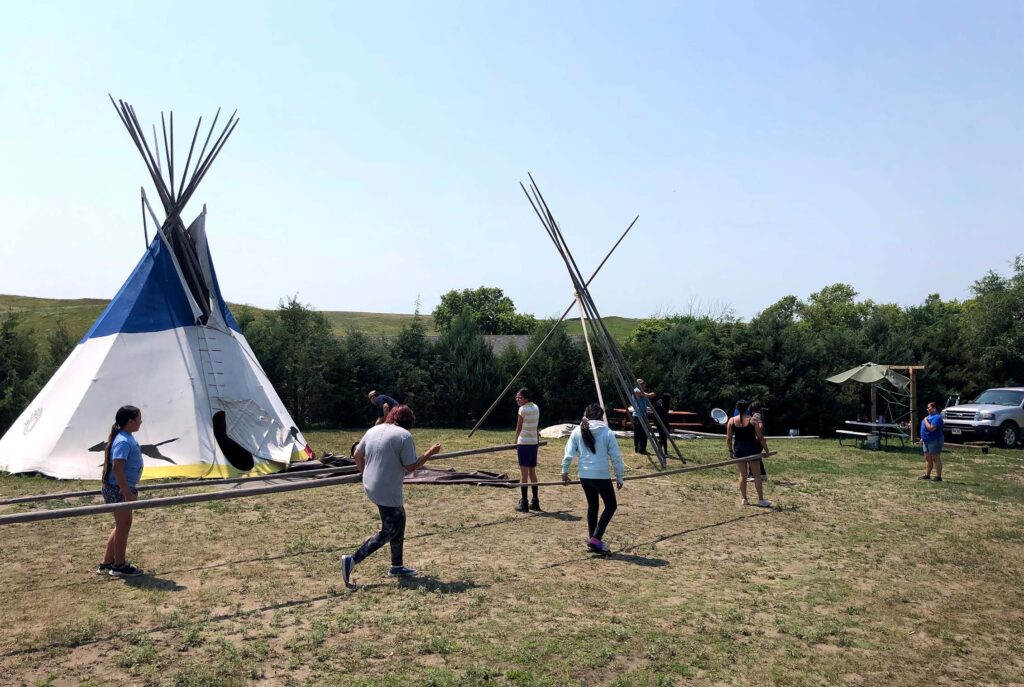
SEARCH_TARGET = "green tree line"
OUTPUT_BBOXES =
[2,261,1022,434]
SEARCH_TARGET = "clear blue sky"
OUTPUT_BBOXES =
[1,1,1021,320]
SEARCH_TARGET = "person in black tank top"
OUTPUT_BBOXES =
[726,399,771,507]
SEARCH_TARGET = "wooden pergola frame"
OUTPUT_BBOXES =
[871,365,926,443]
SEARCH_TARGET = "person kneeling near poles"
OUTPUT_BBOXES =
[341,405,441,586]
[726,399,771,508]
[561,404,625,554]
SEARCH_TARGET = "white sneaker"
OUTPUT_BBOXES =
[756,499,772,508]
[740,498,749,506]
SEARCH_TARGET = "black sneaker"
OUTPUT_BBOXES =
[918,474,932,480]
[387,565,417,578]
[109,562,143,577]
[341,554,355,586]
[931,476,943,482]
[515,499,529,513]
[96,562,113,575]
[529,498,541,512]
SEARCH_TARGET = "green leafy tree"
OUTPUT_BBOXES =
[432,287,536,334]
[243,297,340,426]
[0,312,42,432]
[42,313,75,380]
[432,311,501,426]
[390,309,440,421]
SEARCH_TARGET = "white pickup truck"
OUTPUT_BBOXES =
[941,387,1024,448]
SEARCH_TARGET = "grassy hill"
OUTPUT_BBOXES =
[0,294,642,343]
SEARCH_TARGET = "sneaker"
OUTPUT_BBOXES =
[587,537,611,554]
[918,475,932,480]
[746,476,755,483]
[109,562,143,577]
[96,562,113,575]
[756,499,772,508]
[387,565,418,578]
[740,498,749,506]
[931,476,943,482]
[529,498,541,512]
[514,499,529,513]
[341,554,355,586]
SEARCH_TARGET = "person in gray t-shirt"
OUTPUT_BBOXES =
[341,404,440,585]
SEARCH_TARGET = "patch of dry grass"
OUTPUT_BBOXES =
[2,432,1023,686]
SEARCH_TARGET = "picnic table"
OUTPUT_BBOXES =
[838,420,908,449]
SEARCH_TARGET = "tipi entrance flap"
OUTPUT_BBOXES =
[220,399,288,464]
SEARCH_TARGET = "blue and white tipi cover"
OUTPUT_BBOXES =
[0,213,310,480]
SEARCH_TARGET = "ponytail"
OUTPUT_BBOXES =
[580,403,604,453]
[102,405,141,482]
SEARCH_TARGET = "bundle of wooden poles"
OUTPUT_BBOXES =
[0,446,775,526]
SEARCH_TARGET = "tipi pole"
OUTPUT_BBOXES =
[0,442,543,507]
[0,450,775,526]
[576,293,605,413]
[140,187,149,248]
[467,216,639,438]
[524,178,683,466]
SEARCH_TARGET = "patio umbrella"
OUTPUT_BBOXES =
[826,362,910,389]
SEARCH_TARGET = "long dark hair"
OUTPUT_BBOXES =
[735,399,750,423]
[580,403,605,453]
[102,405,141,482]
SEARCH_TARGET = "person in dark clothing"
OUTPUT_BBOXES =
[726,399,771,507]
[630,386,654,454]
[654,393,672,456]
[368,390,399,425]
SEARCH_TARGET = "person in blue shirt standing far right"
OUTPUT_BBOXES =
[919,401,945,482]
[98,405,145,577]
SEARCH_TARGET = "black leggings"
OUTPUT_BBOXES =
[353,505,406,567]
[580,478,617,540]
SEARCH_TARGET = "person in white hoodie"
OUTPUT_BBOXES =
[561,403,625,554]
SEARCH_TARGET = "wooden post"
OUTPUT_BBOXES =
[909,368,918,443]
[871,384,878,423]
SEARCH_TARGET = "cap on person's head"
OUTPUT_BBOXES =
[368,390,378,400]
[636,378,644,386]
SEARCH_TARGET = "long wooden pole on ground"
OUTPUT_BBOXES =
[0,442,545,508]
[0,450,775,526]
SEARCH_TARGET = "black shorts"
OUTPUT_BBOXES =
[101,483,138,504]
[517,444,539,467]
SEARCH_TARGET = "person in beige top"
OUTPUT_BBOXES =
[514,387,541,512]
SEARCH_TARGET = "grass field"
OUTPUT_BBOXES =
[0,294,641,343]
[1,434,1023,686]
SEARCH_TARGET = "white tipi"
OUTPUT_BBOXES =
[0,99,311,480]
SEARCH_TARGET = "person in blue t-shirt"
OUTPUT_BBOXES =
[98,405,145,577]
[630,386,655,454]
[368,390,399,425]
[919,401,945,482]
